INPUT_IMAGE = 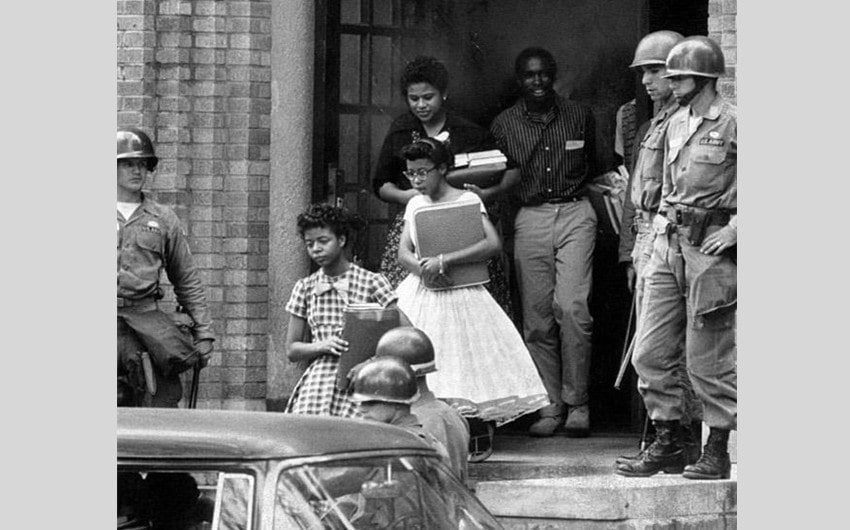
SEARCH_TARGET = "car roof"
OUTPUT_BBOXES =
[118,408,434,461]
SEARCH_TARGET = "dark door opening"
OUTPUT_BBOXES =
[314,0,709,434]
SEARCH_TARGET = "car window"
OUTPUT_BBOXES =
[273,455,502,529]
[117,470,253,530]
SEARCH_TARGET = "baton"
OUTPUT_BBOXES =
[614,291,637,389]
[188,362,201,409]
[140,351,157,396]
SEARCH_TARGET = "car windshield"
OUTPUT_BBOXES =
[118,469,254,530]
[274,455,502,529]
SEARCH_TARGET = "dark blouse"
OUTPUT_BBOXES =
[371,110,494,198]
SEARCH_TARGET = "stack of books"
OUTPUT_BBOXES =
[447,149,508,188]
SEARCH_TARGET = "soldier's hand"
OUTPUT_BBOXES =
[195,339,214,368]
[700,225,737,255]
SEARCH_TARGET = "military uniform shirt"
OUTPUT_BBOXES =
[662,94,737,228]
[117,194,214,341]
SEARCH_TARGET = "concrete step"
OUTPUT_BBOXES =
[469,433,737,530]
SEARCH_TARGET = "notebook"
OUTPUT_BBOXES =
[413,200,490,290]
[336,303,401,391]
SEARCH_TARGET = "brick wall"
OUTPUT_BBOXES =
[708,0,737,104]
[117,0,272,408]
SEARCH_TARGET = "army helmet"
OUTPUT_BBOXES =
[662,36,725,78]
[630,30,684,68]
[350,356,420,405]
[374,327,437,376]
[117,127,158,171]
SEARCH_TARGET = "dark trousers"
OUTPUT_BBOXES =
[117,306,194,408]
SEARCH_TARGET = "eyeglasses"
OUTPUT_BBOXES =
[402,165,437,181]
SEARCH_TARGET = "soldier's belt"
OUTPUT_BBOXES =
[664,207,731,227]
[117,296,158,310]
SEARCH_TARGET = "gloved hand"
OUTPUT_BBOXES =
[195,339,214,368]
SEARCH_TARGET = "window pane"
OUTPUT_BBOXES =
[341,0,362,24]
[370,36,393,106]
[373,0,393,26]
[277,455,502,529]
[340,34,362,104]
[338,113,360,185]
[117,470,253,530]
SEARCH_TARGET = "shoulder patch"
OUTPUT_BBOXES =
[699,137,725,147]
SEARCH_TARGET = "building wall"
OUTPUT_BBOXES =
[116,0,737,408]
[117,0,273,409]
[709,0,737,104]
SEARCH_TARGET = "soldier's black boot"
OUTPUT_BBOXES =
[615,420,684,477]
[683,420,702,466]
[615,421,655,465]
[683,427,731,480]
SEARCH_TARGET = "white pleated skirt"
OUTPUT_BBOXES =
[396,274,548,426]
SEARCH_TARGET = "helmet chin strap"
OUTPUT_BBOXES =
[677,76,712,106]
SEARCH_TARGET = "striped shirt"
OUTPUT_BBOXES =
[490,96,598,205]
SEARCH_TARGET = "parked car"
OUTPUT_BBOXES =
[118,408,503,529]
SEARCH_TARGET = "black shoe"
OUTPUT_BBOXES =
[682,420,702,466]
[616,420,684,477]
[615,445,648,466]
[683,428,731,480]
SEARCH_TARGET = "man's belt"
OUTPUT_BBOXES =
[525,194,584,207]
[664,207,732,227]
[117,296,158,309]
[662,207,735,246]
[632,210,655,234]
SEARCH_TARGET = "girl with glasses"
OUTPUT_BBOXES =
[371,56,515,320]
[395,138,548,462]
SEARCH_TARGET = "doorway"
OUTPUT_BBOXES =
[313,0,709,433]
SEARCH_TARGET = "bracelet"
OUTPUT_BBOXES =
[438,254,445,275]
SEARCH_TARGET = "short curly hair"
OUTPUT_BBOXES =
[400,56,449,97]
[514,47,558,80]
[400,138,451,168]
[296,203,366,241]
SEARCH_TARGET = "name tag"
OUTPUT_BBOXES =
[564,140,585,150]
[699,137,725,147]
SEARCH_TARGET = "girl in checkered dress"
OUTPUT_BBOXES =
[284,204,400,417]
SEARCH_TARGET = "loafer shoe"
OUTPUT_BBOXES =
[564,404,590,438]
[528,414,565,437]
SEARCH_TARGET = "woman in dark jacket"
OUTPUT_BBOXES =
[372,56,513,319]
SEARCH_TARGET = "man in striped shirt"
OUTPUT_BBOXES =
[490,47,602,438]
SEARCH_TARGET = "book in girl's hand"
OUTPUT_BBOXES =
[336,304,401,391]
[413,200,490,290]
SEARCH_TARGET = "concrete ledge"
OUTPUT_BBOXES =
[475,467,737,521]
[496,513,737,529]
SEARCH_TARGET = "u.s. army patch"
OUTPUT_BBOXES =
[699,137,724,147]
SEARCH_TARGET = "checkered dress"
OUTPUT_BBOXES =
[284,265,397,417]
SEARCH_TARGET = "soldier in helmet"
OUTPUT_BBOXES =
[117,127,214,407]
[350,356,451,465]
[374,327,470,483]
[615,31,704,473]
[618,36,737,480]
